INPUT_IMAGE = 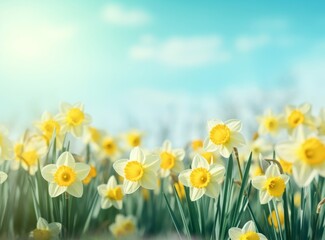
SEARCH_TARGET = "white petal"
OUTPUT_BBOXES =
[230,132,246,147]
[162,140,172,152]
[0,171,8,184]
[140,170,157,190]
[276,142,297,163]
[130,147,145,162]
[251,176,267,190]
[107,176,117,188]
[259,190,272,204]
[172,160,184,173]
[192,154,209,169]
[242,220,256,232]
[265,164,281,178]
[204,139,218,152]
[67,181,83,198]
[101,199,112,209]
[173,149,185,161]
[281,174,290,184]
[49,183,66,198]
[190,187,205,201]
[205,183,220,198]
[41,164,56,183]
[178,169,191,187]
[56,152,75,168]
[123,180,140,194]
[48,222,62,236]
[71,125,83,137]
[210,164,225,183]
[144,154,160,172]
[300,103,311,114]
[219,145,231,158]
[113,159,128,177]
[75,163,90,180]
[292,163,316,187]
[37,217,49,230]
[228,227,242,239]
[60,102,72,113]
[258,233,268,240]
[226,119,242,132]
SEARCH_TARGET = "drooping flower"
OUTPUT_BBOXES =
[30,217,61,240]
[178,154,225,201]
[57,102,91,138]
[0,171,8,184]
[205,119,245,158]
[158,140,185,178]
[252,164,289,204]
[97,176,124,209]
[229,220,267,240]
[0,126,13,163]
[41,151,90,198]
[109,214,137,238]
[285,103,315,132]
[276,127,325,187]
[113,147,159,194]
[257,109,283,136]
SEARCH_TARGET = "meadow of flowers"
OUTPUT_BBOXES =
[1,102,325,239]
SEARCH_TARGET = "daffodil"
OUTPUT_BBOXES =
[30,217,61,240]
[249,137,273,160]
[41,151,90,198]
[205,119,245,158]
[109,214,137,238]
[190,139,221,164]
[100,136,122,160]
[0,171,8,184]
[257,109,283,136]
[178,154,225,201]
[83,126,104,150]
[57,102,91,138]
[268,204,284,231]
[35,112,64,148]
[0,126,13,163]
[13,134,48,175]
[229,220,267,240]
[82,164,97,184]
[158,140,185,178]
[97,176,124,209]
[113,147,159,194]
[123,130,143,148]
[252,164,289,204]
[285,103,315,132]
[276,127,325,187]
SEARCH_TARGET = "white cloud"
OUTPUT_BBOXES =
[235,34,271,52]
[102,4,150,26]
[129,35,231,67]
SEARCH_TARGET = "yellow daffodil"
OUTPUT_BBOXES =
[268,204,284,231]
[109,214,137,238]
[205,119,245,158]
[113,147,159,194]
[30,217,61,240]
[57,102,91,138]
[35,111,64,148]
[100,136,122,161]
[276,126,325,187]
[97,176,124,209]
[0,126,13,163]
[123,130,143,149]
[285,103,315,132]
[41,151,90,198]
[13,134,48,175]
[257,109,283,136]
[229,220,267,240]
[0,171,8,184]
[82,164,97,184]
[252,164,289,204]
[158,140,185,178]
[178,154,225,201]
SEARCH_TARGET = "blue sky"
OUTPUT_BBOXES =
[0,1,325,137]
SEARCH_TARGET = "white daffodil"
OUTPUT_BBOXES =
[122,130,143,149]
[205,119,245,158]
[30,217,61,240]
[178,154,225,201]
[57,102,91,138]
[109,214,137,238]
[0,126,13,164]
[113,147,159,194]
[229,220,267,240]
[41,151,90,198]
[257,109,283,136]
[276,127,325,187]
[252,164,289,204]
[97,176,124,209]
[190,139,221,165]
[158,140,185,178]
[35,111,64,149]
[13,134,48,175]
[0,171,8,184]
[248,137,273,160]
[99,136,122,161]
[285,103,315,132]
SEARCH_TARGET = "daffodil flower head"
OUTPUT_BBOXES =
[252,163,290,204]
[178,154,225,201]
[0,171,8,184]
[57,102,91,138]
[276,126,325,187]
[285,103,315,132]
[257,109,283,136]
[41,151,90,198]
[158,140,185,178]
[97,175,124,209]
[205,119,245,158]
[113,147,159,194]
[229,220,267,240]
[109,214,137,238]
[30,217,61,240]
[0,125,13,163]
